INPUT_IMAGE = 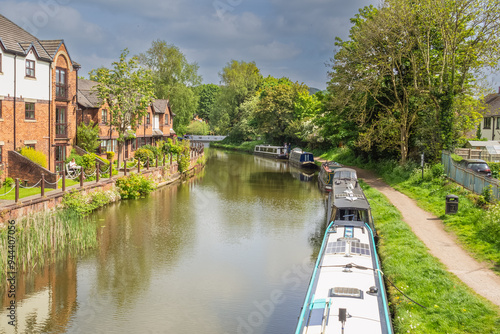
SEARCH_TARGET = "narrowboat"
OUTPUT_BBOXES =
[289,148,315,169]
[253,145,288,159]
[295,179,393,334]
[318,161,344,192]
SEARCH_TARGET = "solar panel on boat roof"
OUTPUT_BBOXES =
[326,241,346,254]
[350,242,370,256]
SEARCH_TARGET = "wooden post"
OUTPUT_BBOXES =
[41,173,45,197]
[124,159,127,176]
[155,155,158,168]
[15,178,19,203]
[80,168,84,187]
[170,153,173,165]
[138,158,141,173]
[163,153,166,167]
[96,162,100,183]
[62,171,66,192]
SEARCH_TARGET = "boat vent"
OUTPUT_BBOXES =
[329,287,363,299]
[350,242,371,256]
[325,241,346,254]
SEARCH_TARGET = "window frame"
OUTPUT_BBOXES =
[146,113,151,125]
[55,67,67,100]
[26,60,35,78]
[484,117,492,129]
[25,102,35,120]
[102,109,108,124]
[55,106,68,138]
[496,117,500,130]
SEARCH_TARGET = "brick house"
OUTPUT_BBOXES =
[77,78,175,161]
[479,89,500,142]
[0,14,79,180]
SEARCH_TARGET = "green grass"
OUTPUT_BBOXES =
[0,178,81,201]
[365,183,500,333]
[211,139,265,153]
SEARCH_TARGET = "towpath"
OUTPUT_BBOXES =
[340,163,500,307]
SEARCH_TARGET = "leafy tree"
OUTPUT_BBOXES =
[187,120,210,135]
[255,79,308,144]
[211,60,262,134]
[139,40,201,134]
[89,49,155,169]
[76,120,100,153]
[193,84,220,121]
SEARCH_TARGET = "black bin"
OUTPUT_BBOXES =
[445,194,459,214]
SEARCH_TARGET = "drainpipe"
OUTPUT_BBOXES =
[13,55,17,151]
[75,66,80,146]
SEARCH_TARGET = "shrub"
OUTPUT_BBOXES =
[115,173,156,199]
[76,121,100,152]
[3,177,14,188]
[142,144,161,158]
[107,151,115,161]
[134,147,155,165]
[19,147,47,168]
[61,189,121,216]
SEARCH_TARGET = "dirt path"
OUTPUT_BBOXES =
[346,165,500,307]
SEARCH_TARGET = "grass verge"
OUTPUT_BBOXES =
[365,183,500,333]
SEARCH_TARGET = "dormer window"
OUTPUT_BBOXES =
[26,60,35,77]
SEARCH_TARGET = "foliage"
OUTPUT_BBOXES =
[76,121,100,153]
[141,144,161,158]
[451,154,464,163]
[488,162,500,178]
[139,40,201,134]
[3,177,14,188]
[19,147,47,168]
[187,120,210,135]
[134,147,155,164]
[327,0,500,163]
[193,83,220,121]
[61,189,121,216]
[107,151,115,161]
[115,173,156,199]
[89,49,155,169]
[227,95,259,142]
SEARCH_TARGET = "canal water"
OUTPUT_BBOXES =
[1,149,327,334]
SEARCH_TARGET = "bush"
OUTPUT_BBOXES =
[134,147,155,164]
[19,147,47,168]
[3,177,14,188]
[142,144,161,158]
[61,189,121,216]
[107,151,115,161]
[115,173,156,199]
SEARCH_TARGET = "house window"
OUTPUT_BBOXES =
[0,146,2,164]
[484,117,492,129]
[55,68,67,100]
[102,109,108,123]
[25,102,35,119]
[496,117,500,130]
[100,140,107,154]
[165,115,169,125]
[56,106,67,138]
[146,113,151,125]
[26,60,35,77]
[54,145,66,172]
[131,138,137,151]
[25,143,35,149]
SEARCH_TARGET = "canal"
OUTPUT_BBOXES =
[1,149,327,334]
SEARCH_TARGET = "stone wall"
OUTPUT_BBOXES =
[8,151,58,188]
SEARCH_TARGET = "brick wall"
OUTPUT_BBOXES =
[8,151,58,189]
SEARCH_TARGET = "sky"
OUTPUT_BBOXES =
[0,0,381,90]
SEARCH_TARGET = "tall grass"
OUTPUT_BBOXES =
[364,183,500,333]
[0,210,98,283]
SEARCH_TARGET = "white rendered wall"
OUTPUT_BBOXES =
[15,49,51,101]
[0,52,15,97]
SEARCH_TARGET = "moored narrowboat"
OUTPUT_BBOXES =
[318,161,343,192]
[295,177,393,334]
[289,148,315,169]
[253,145,288,159]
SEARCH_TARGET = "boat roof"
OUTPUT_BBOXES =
[331,180,369,210]
[322,161,343,172]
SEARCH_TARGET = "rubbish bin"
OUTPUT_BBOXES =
[445,194,459,214]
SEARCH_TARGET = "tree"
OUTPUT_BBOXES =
[89,49,155,169]
[76,120,100,153]
[139,40,201,134]
[211,60,262,135]
[193,84,220,121]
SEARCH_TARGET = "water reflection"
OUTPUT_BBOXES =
[1,149,327,334]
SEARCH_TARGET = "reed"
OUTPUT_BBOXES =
[0,210,98,283]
